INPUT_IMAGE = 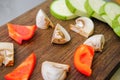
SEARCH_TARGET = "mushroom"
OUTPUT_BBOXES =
[83,34,105,52]
[51,23,71,44]
[36,9,54,29]
[0,42,14,66]
[70,17,94,38]
[41,61,70,80]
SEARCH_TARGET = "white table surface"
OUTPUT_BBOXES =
[0,0,45,26]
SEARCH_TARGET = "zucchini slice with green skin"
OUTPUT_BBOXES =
[113,27,120,37]
[92,13,105,22]
[112,14,120,29]
[85,0,106,22]
[50,0,77,20]
[84,0,93,16]
[112,15,120,37]
[99,2,120,27]
[65,0,88,17]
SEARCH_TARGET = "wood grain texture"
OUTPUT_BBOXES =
[0,0,120,80]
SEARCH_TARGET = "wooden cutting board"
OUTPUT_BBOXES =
[0,0,120,80]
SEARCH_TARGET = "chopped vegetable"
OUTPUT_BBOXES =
[51,23,71,44]
[5,53,36,80]
[41,61,70,80]
[50,0,77,20]
[85,0,106,22]
[84,34,105,52]
[7,23,37,44]
[0,42,14,66]
[99,2,120,27]
[36,9,54,29]
[70,17,94,38]
[65,0,88,16]
[74,44,94,76]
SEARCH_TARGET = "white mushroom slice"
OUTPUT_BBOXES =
[52,23,71,44]
[0,42,14,66]
[36,9,54,29]
[84,34,105,52]
[41,61,70,80]
[70,17,94,37]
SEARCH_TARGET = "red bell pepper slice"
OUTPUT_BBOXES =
[74,44,94,76]
[7,23,37,44]
[5,53,36,80]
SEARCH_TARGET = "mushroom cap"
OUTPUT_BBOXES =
[70,17,94,37]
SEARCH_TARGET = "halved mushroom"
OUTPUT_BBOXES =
[36,9,54,29]
[70,17,94,38]
[41,61,70,80]
[0,42,14,66]
[51,23,71,44]
[83,34,105,52]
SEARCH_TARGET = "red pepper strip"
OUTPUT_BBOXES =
[74,44,94,76]
[5,53,36,80]
[7,23,37,44]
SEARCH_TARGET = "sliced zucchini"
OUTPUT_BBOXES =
[84,0,94,16]
[113,27,120,37]
[100,2,120,27]
[92,13,105,22]
[112,14,120,29]
[65,0,88,16]
[50,0,77,20]
[85,0,106,22]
